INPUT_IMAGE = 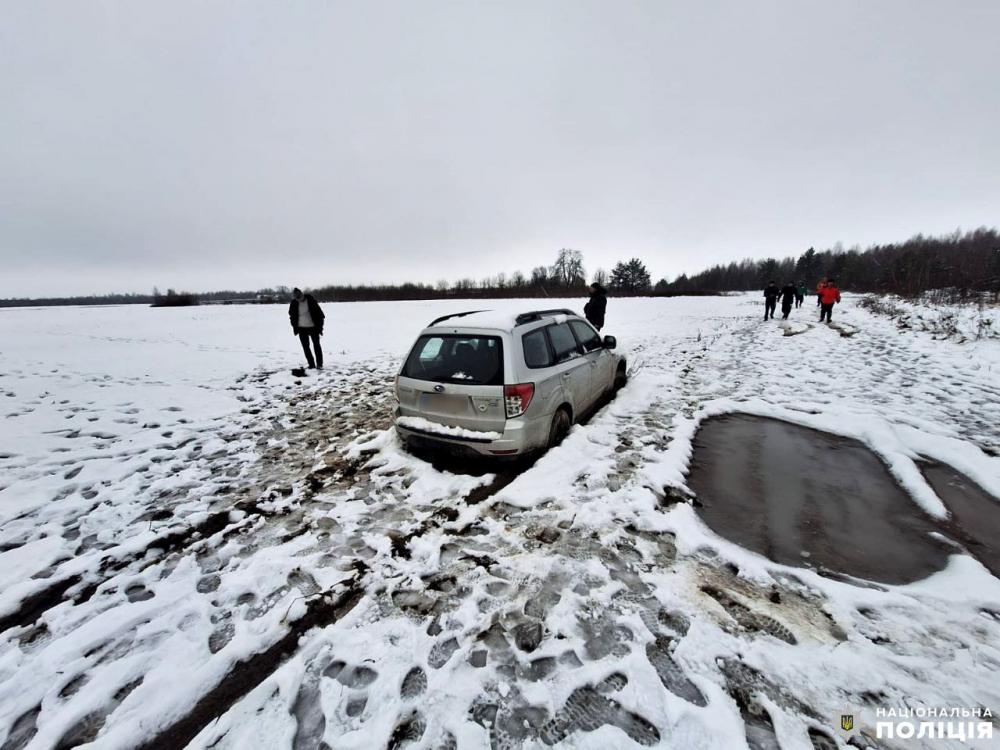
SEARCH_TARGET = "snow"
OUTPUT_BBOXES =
[1,294,998,749]
[861,293,1000,347]
[396,416,503,441]
[426,308,583,332]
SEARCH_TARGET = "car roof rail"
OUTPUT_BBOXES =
[514,308,577,326]
[428,309,491,327]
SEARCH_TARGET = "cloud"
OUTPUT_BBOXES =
[2,0,998,296]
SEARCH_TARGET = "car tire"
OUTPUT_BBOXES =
[547,408,572,449]
[613,364,627,392]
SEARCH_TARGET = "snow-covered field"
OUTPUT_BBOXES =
[1,295,999,750]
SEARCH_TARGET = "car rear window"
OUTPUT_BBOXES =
[402,334,504,385]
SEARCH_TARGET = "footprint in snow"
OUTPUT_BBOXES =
[291,661,330,750]
[703,586,797,644]
[400,666,427,699]
[645,635,707,706]
[387,711,426,749]
[428,636,460,668]
[538,674,660,746]
[323,660,378,719]
[125,583,154,602]
[808,728,839,750]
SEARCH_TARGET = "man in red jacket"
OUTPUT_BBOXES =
[819,279,841,323]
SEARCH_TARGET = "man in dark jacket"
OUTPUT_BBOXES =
[763,282,780,320]
[779,283,797,319]
[584,283,607,330]
[289,288,325,368]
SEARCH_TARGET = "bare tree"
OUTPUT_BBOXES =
[550,248,586,287]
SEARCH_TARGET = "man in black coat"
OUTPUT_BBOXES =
[288,288,325,368]
[763,281,780,320]
[584,283,608,331]
[779,283,797,319]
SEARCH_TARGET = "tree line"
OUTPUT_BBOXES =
[2,228,996,307]
[0,249,668,307]
[308,249,664,302]
[662,227,1000,299]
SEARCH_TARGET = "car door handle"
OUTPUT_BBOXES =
[561,372,572,379]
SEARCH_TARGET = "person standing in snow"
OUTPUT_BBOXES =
[763,281,780,320]
[289,288,325,369]
[584,283,608,331]
[818,279,841,323]
[780,283,797,319]
[795,282,807,308]
[816,278,827,307]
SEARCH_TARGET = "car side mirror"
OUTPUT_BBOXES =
[603,335,617,349]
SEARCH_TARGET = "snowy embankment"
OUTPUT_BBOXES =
[858,292,1000,344]
[1,295,999,750]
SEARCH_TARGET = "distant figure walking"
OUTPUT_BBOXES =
[763,281,780,320]
[795,282,807,308]
[780,283,797,319]
[818,279,841,323]
[289,288,325,369]
[584,283,607,331]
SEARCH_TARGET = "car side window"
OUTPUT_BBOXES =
[547,323,582,363]
[522,328,553,368]
[569,321,602,352]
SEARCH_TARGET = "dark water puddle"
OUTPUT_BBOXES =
[922,462,1000,578]
[687,415,998,585]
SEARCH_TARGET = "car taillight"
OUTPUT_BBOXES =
[504,383,534,418]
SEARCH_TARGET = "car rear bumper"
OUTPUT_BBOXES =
[394,410,541,457]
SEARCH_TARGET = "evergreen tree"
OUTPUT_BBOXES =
[609,258,652,292]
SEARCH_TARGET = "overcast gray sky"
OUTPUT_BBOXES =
[2,0,998,298]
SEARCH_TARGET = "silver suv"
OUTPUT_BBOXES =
[394,308,627,457]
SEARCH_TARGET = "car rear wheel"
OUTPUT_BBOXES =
[613,364,628,391]
[547,408,572,449]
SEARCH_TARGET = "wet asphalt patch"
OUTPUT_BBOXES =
[687,414,999,585]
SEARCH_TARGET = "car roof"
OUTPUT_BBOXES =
[425,308,584,333]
